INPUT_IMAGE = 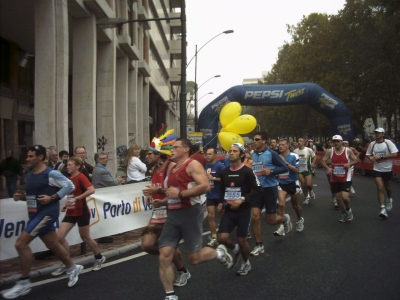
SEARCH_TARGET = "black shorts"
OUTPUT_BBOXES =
[278,182,301,195]
[62,214,91,227]
[206,198,219,207]
[218,208,251,237]
[331,181,352,194]
[251,186,278,215]
[372,170,393,181]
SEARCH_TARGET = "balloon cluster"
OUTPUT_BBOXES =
[218,102,257,151]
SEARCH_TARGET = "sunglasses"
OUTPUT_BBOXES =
[253,138,262,141]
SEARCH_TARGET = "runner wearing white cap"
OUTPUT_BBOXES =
[321,135,358,222]
[366,128,398,218]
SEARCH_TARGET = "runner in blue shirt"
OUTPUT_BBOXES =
[275,138,304,236]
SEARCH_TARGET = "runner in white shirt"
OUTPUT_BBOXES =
[293,138,316,204]
[366,128,398,218]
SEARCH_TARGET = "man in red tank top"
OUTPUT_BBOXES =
[321,135,358,223]
[154,138,234,300]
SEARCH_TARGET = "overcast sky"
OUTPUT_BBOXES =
[185,0,347,113]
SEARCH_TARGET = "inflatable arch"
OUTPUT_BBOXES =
[198,83,354,147]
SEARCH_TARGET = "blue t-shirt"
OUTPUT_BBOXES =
[277,153,299,184]
[25,167,75,218]
[252,148,288,188]
[205,161,226,199]
[223,157,231,167]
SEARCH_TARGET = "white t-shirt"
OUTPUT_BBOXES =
[127,157,147,181]
[366,139,398,172]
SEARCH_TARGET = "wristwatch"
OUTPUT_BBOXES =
[51,195,57,201]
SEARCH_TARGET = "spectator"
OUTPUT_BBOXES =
[125,144,147,184]
[0,150,23,197]
[190,144,207,166]
[92,152,125,188]
[54,150,69,177]
[48,150,59,168]
[74,146,94,181]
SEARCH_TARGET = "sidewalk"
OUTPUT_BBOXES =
[0,229,144,286]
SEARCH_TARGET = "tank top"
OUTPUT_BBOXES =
[330,147,351,182]
[149,161,170,224]
[167,158,201,209]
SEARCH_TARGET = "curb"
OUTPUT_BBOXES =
[0,241,141,286]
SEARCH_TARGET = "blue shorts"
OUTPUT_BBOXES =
[25,215,58,237]
[251,186,278,215]
[206,198,219,206]
[218,208,251,237]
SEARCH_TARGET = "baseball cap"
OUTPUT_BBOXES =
[332,135,343,141]
[231,143,246,153]
[374,127,385,133]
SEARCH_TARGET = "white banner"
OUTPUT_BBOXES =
[0,182,155,261]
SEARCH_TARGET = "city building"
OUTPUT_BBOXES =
[0,0,184,176]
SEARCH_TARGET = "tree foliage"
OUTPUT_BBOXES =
[260,0,400,139]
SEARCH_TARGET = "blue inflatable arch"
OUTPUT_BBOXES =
[198,83,354,147]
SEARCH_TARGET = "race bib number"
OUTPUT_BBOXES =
[333,166,345,175]
[66,195,76,210]
[252,162,263,176]
[299,156,307,172]
[26,195,37,213]
[279,171,289,179]
[224,187,241,204]
[167,197,182,210]
[150,206,168,224]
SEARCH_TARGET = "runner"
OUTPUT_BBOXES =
[157,138,233,300]
[294,138,316,204]
[142,136,192,287]
[52,157,106,277]
[217,143,263,275]
[3,145,83,299]
[275,138,304,235]
[342,140,360,194]
[324,139,338,208]
[321,135,358,222]
[250,132,290,256]
[204,147,225,247]
[365,128,398,218]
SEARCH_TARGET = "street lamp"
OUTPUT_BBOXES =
[96,0,188,138]
[193,75,220,129]
[187,30,234,131]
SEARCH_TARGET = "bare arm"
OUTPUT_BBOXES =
[321,149,332,173]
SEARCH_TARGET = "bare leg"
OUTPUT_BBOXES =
[40,232,73,269]
[14,232,36,277]
[251,208,262,243]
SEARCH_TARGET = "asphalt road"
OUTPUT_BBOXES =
[1,170,400,300]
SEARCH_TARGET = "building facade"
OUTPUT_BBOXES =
[0,0,183,175]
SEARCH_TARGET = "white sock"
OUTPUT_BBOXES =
[233,244,239,254]
[216,249,224,260]
[67,264,76,273]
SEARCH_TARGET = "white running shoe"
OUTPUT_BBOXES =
[379,207,388,218]
[350,186,355,194]
[339,212,348,223]
[303,197,310,205]
[236,260,251,276]
[309,190,316,199]
[216,244,233,268]
[283,214,292,233]
[207,237,218,247]
[67,265,84,287]
[246,231,252,239]
[346,209,353,221]
[51,265,66,276]
[2,279,31,299]
[250,245,265,256]
[296,218,304,232]
[93,255,106,271]
[174,270,191,286]
[386,198,393,211]
[273,224,285,236]
[165,295,178,300]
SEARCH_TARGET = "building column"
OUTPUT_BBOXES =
[72,13,97,161]
[128,64,138,145]
[142,78,150,147]
[97,40,117,175]
[34,0,69,150]
[116,56,129,147]
[136,74,144,146]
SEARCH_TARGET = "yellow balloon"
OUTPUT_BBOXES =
[219,102,242,127]
[224,115,257,134]
[218,132,245,152]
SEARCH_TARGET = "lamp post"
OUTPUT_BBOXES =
[187,30,234,131]
[193,75,220,129]
[96,0,187,138]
